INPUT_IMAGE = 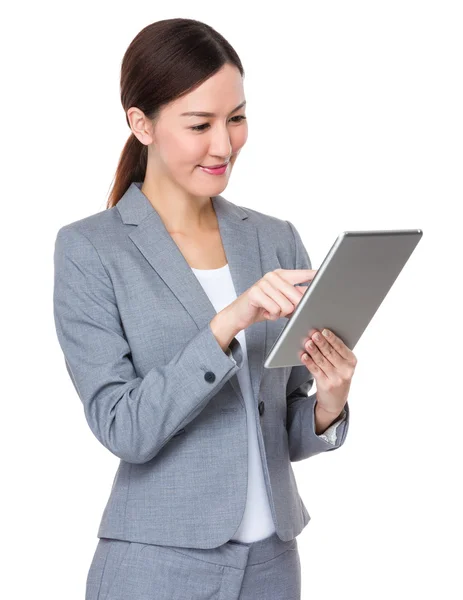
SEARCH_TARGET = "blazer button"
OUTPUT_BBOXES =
[204,371,216,383]
[258,401,265,416]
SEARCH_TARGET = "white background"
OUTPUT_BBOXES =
[1,1,461,598]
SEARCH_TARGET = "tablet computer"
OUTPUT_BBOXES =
[264,229,423,368]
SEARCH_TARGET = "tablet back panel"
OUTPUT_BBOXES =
[264,229,423,368]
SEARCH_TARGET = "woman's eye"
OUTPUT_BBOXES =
[190,115,247,132]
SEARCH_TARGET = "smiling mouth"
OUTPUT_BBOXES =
[199,160,230,168]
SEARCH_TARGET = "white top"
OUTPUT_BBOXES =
[191,263,343,543]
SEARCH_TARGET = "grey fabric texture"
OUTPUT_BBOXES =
[85,533,301,600]
[86,533,301,600]
[53,181,349,549]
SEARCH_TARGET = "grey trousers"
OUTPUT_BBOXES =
[85,532,301,600]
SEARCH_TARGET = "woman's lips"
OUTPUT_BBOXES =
[198,163,229,175]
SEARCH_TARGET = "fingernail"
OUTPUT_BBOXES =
[322,329,330,337]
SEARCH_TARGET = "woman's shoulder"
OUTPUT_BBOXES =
[55,206,122,249]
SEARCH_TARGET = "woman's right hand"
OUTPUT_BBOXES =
[228,269,317,332]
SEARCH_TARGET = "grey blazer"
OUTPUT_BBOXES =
[53,181,350,549]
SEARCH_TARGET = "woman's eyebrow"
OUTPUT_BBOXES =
[180,100,246,117]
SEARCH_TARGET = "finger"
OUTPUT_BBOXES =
[259,278,298,316]
[301,350,328,383]
[304,338,334,379]
[265,271,308,307]
[320,329,355,362]
[251,286,282,319]
[275,268,317,286]
[309,331,345,370]
[287,286,307,318]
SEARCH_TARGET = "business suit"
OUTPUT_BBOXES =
[53,181,349,596]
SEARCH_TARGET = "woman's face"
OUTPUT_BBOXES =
[141,63,248,197]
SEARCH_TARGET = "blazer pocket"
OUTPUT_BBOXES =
[172,428,186,437]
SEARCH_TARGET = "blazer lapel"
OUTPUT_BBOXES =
[116,181,267,405]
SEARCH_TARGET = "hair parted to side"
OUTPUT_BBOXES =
[106,18,245,209]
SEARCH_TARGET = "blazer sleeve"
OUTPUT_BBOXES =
[53,225,244,464]
[284,220,350,462]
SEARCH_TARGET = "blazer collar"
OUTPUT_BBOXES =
[116,181,267,405]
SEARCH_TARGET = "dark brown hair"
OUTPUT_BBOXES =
[106,18,245,209]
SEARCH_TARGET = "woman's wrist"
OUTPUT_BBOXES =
[314,401,344,435]
[210,307,240,353]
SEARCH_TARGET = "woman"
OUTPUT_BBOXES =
[53,17,356,600]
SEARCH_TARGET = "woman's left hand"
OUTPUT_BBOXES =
[300,328,357,415]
